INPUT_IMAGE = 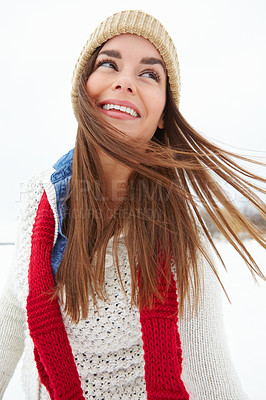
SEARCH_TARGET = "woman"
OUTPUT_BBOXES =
[0,9,265,400]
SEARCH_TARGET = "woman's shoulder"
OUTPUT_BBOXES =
[11,149,74,304]
[22,148,75,218]
[8,174,47,308]
[12,150,74,302]
[52,148,74,172]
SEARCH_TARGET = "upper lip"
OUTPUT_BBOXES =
[98,99,141,117]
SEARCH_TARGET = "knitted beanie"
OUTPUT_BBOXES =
[71,9,181,118]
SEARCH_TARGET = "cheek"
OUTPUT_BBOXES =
[159,90,166,115]
[86,76,98,99]
[158,97,166,114]
[154,95,166,119]
[148,86,166,115]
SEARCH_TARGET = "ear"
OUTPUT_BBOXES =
[158,114,164,129]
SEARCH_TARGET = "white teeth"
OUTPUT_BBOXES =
[102,103,138,117]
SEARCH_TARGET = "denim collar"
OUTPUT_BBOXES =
[50,148,74,278]
[51,148,74,184]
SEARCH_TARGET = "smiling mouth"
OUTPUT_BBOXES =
[101,103,139,118]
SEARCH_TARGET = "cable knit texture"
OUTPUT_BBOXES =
[27,191,189,399]
[27,191,84,399]
[0,171,249,399]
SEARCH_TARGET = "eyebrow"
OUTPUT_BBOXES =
[140,57,165,71]
[98,50,165,71]
[99,50,121,58]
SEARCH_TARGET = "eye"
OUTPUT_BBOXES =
[96,59,118,70]
[140,70,160,82]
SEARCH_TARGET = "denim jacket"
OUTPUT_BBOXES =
[50,149,74,278]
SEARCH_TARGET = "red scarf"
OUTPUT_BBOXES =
[27,191,189,399]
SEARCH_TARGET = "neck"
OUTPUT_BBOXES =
[97,149,132,205]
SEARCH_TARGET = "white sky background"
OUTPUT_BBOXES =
[0,0,265,223]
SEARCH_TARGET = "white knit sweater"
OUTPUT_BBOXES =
[0,170,249,399]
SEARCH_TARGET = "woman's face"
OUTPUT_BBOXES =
[86,34,167,142]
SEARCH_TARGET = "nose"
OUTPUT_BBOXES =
[112,75,136,95]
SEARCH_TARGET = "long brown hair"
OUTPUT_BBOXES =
[55,46,266,323]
